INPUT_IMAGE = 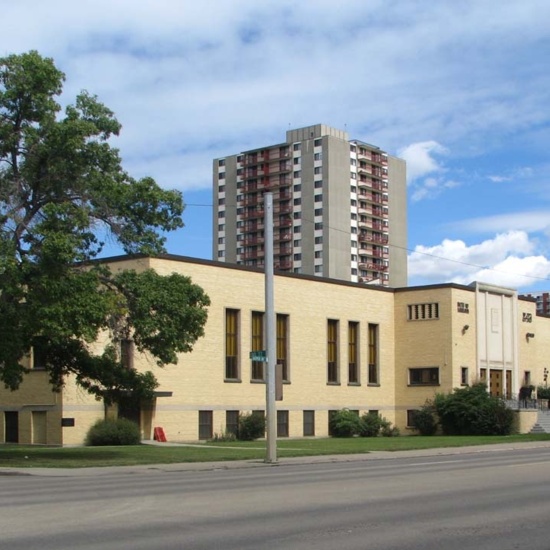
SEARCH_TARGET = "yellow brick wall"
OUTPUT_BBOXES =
[3,256,550,445]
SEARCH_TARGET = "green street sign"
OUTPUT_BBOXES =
[249,350,267,362]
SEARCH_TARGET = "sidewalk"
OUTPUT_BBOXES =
[2,440,550,477]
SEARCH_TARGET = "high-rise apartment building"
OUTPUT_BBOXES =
[520,292,550,316]
[213,124,407,287]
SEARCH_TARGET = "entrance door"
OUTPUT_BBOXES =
[4,411,19,443]
[506,370,512,399]
[32,411,47,444]
[118,395,141,429]
[489,370,503,397]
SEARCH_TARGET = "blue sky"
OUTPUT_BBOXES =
[3,0,550,291]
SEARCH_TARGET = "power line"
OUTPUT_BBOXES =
[186,202,550,285]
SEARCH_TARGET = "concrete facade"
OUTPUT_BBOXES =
[213,124,407,288]
[1,255,548,445]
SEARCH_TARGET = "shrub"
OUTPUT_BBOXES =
[237,412,265,441]
[434,383,514,436]
[330,409,362,437]
[536,386,550,400]
[411,405,438,436]
[358,413,399,437]
[359,412,383,437]
[85,418,141,446]
[380,418,400,437]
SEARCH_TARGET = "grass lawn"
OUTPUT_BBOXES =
[1,433,550,469]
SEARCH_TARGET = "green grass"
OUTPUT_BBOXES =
[2,433,550,469]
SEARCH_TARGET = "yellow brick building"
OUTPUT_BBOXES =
[1,255,547,445]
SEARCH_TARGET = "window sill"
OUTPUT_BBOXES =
[326,382,341,386]
[367,383,380,387]
[408,383,440,387]
[224,378,242,383]
[347,382,361,387]
[250,379,266,384]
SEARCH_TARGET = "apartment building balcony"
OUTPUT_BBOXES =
[275,260,293,270]
[265,162,292,175]
[241,249,265,260]
[358,178,385,191]
[243,236,264,246]
[362,193,384,205]
[359,262,388,272]
[241,196,260,207]
[274,218,292,227]
[276,190,292,201]
[360,233,389,245]
[241,208,265,220]
[372,248,389,258]
[243,220,265,232]
[277,232,292,241]
[274,204,293,214]
[274,246,292,256]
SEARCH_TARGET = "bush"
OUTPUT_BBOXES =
[434,383,514,436]
[411,405,438,436]
[237,412,265,441]
[85,418,141,446]
[359,412,383,437]
[330,409,362,437]
[380,418,400,437]
[358,413,399,437]
[537,386,550,400]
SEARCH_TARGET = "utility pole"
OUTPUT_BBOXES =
[264,192,277,463]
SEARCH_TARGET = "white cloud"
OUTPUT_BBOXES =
[408,231,550,290]
[398,141,448,182]
[449,211,550,234]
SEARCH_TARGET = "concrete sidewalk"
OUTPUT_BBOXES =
[2,440,550,477]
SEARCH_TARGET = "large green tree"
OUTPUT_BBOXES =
[0,51,210,402]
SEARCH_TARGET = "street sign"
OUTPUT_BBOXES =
[249,350,267,362]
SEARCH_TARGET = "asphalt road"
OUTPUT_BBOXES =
[2,446,550,550]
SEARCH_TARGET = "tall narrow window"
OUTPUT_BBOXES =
[198,411,213,440]
[348,322,359,384]
[368,323,379,384]
[251,311,264,381]
[277,410,289,437]
[277,314,289,381]
[225,309,239,380]
[327,320,339,383]
[303,410,315,436]
[226,410,239,436]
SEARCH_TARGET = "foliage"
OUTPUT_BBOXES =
[85,418,141,446]
[358,412,384,437]
[0,51,210,401]
[380,420,400,437]
[358,412,399,437]
[410,404,438,436]
[536,386,550,400]
[237,412,266,441]
[209,430,237,443]
[433,383,514,436]
[330,409,362,437]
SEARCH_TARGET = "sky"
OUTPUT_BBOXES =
[2,0,550,292]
